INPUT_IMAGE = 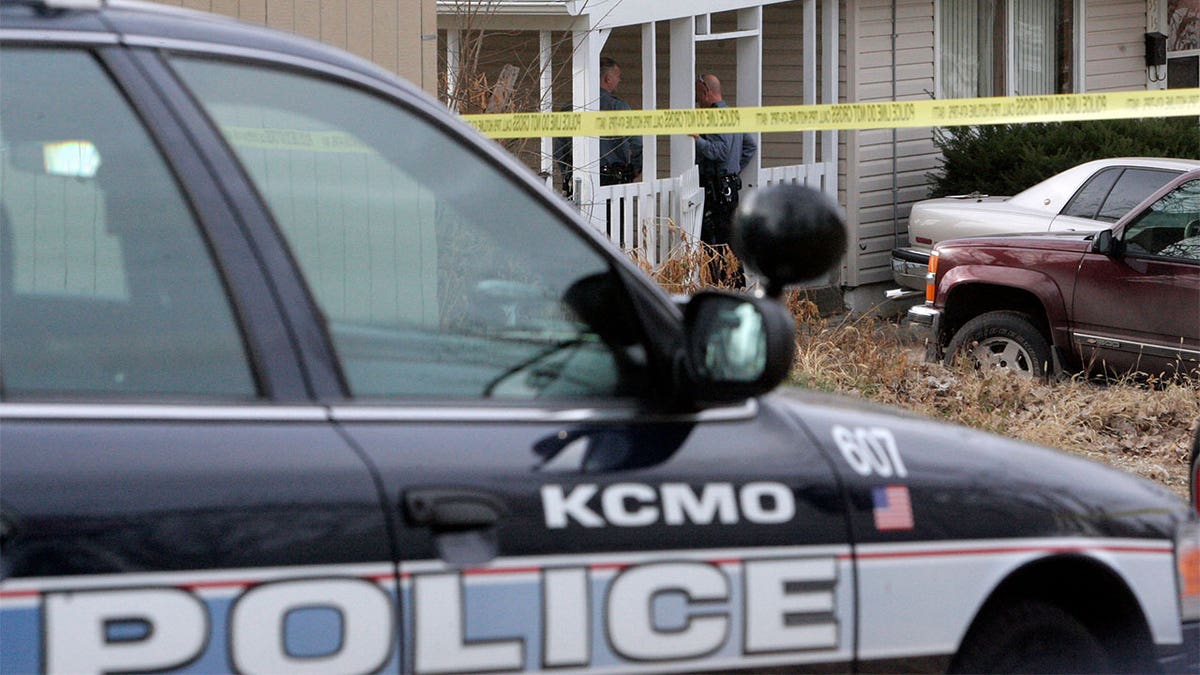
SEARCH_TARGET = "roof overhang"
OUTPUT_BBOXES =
[437,0,793,31]
[437,1,583,31]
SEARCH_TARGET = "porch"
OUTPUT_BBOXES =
[438,0,840,271]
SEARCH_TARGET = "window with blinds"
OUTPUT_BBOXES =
[940,0,1066,98]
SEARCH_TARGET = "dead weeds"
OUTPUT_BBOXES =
[787,296,1198,499]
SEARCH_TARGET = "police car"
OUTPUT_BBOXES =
[0,1,1197,673]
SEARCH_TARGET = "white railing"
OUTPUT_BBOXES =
[575,162,835,267]
[580,165,704,268]
[756,161,838,199]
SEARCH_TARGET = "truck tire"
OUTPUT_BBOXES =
[950,598,1112,674]
[945,310,1052,378]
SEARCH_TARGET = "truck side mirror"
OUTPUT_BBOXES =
[1092,229,1119,257]
[731,184,847,298]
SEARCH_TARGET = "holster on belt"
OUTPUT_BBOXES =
[601,162,635,185]
[703,174,742,207]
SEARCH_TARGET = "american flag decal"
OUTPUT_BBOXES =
[872,485,914,531]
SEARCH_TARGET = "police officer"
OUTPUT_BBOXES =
[693,73,756,286]
[599,56,642,185]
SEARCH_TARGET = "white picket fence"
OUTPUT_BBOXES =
[755,161,837,195]
[580,166,704,268]
[577,161,836,269]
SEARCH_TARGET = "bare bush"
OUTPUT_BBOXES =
[789,305,1198,498]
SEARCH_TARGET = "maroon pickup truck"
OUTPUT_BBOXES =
[908,169,1200,379]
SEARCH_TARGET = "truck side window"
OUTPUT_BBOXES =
[1122,179,1200,261]
[0,48,256,398]
[172,58,647,400]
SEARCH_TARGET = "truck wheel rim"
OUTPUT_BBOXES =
[970,337,1035,376]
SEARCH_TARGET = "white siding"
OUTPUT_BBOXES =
[1085,0,1149,91]
[148,0,437,93]
[842,0,938,286]
[761,2,816,171]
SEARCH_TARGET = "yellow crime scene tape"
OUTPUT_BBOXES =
[462,88,1200,139]
[216,89,1198,152]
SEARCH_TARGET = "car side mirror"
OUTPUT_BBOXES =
[731,184,847,298]
[1092,229,1120,257]
[682,291,795,403]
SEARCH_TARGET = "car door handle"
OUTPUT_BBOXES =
[0,505,19,581]
[404,488,507,530]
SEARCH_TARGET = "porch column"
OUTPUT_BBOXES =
[736,7,762,189]
[669,17,696,177]
[641,22,658,181]
[822,0,839,196]
[540,30,553,182]
[572,22,605,205]
[803,0,816,167]
[445,29,460,110]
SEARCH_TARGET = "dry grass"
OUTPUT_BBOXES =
[788,298,1198,499]
[631,225,744,295]
[638,239,1198,499]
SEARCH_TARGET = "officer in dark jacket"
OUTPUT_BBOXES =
[553,58,644,195]
[598,57,642,185]
[693,73,756,285]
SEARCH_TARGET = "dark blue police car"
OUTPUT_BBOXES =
[0,1,1197,672]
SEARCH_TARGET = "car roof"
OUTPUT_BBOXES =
[1069,157,1200,172]
[1005,156,1200,209]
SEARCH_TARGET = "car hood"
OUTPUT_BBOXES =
[937,230,1097,253]
[906,196,1063,252]
[763,386,1188,541]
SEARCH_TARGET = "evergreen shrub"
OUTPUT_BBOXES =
[926,117,1200,198]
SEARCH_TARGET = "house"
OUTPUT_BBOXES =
[437,0,1198,311]
[149,0,1199,311]
[147,0,439,95]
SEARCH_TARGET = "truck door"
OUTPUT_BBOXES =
[1072,178,1200,375]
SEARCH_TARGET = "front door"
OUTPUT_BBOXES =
[172,54,858,673]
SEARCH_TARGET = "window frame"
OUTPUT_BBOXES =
[936,0,1077,99]
[1165,0,1200,88]
[168,54,657,402]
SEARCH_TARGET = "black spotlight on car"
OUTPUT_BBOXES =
[731,184,847,299]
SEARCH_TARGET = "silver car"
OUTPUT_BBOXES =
[892,157,1200,290]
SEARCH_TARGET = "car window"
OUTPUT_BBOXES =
[1061,168,1120,219]
[1062,167,1178,222]
[171,57,647,400]
[1122,178,1200,261]
[1096,168,1181,222]
[0,48,256,398]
